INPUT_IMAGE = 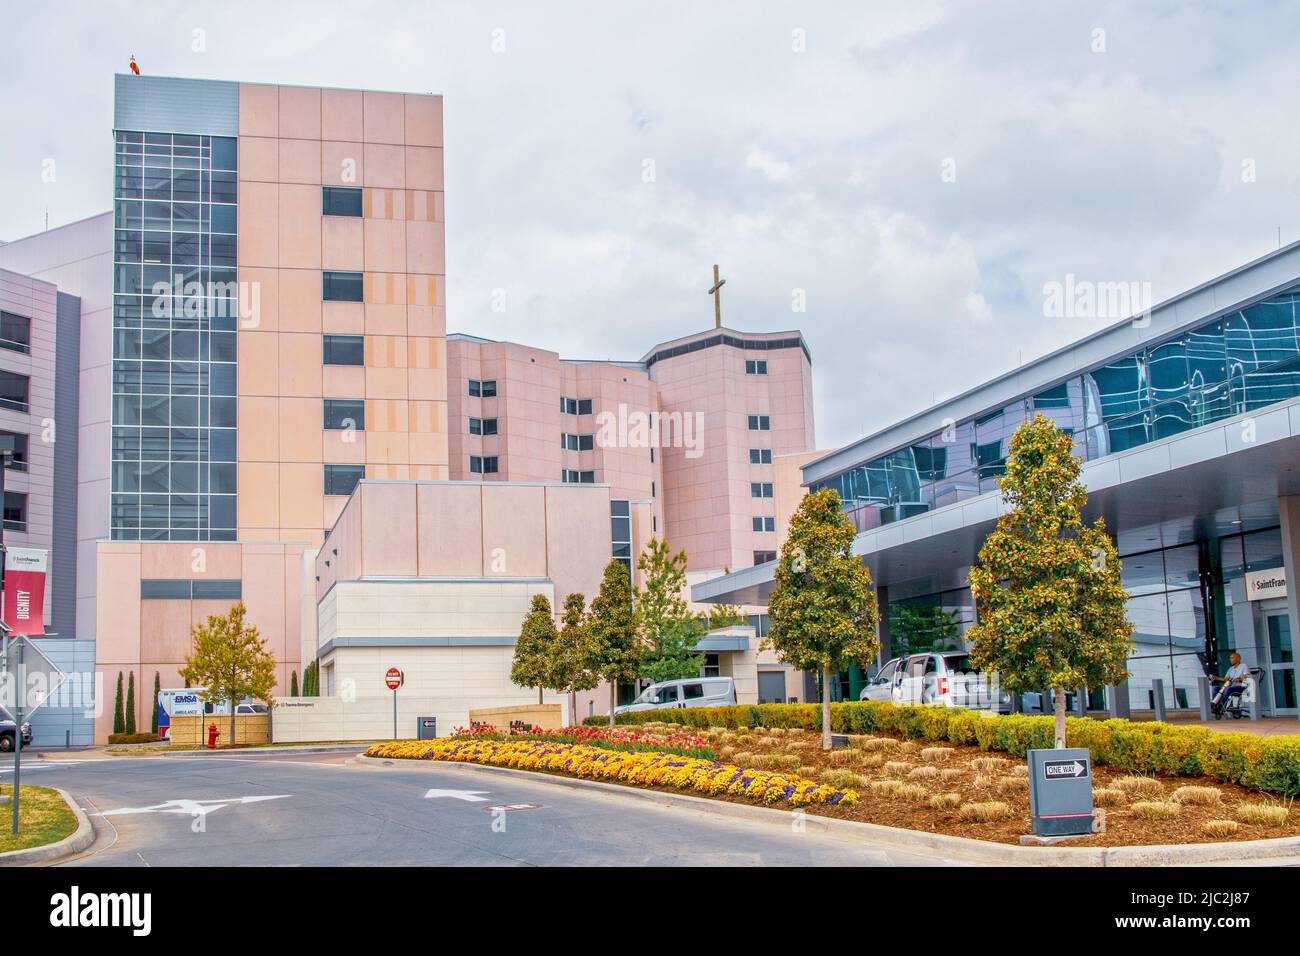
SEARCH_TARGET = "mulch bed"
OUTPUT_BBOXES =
[692,725,1299,847]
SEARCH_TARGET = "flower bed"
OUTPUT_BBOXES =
[588,701,1300,797]
[364,737,858,807]
[452,723,714,759]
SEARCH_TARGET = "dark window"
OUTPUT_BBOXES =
[749,448,772,464]
[469,417,498,436]
[561,397,594,415]
[470,456,499,475]
[745,359,768,375]
[0,312,31,354]
[210,137,237,171]
[561,469,595,483]
[561,433,595,451]
[140,579,191,599]
[3,491,26,531]
[324,464,365,496]
[323,334,365,366]
[750,482,774,498]
[140,579,242,600]
[0,432,27,471]
[469,379,497,398]
[747,414,770,431]
[322,271,364,302]
[322,186,363,217]
[191,579,243,600]
[0,371,29,412]
[324,399,365,430]
[753,550,777,565]
[752,516,775,532]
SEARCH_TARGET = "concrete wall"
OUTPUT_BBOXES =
[236,83,449,545]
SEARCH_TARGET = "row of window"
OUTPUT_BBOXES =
[561,432,595,452]
[468,379,497,398]
[747,415,771,431]
[0,311,31,355]
[561,396,593,415]
[0,370,29,412]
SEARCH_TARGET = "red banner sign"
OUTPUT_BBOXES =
[3,547,48,636]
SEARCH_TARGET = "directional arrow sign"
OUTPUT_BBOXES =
[1043,759,1089,779]
[424,788,489,802]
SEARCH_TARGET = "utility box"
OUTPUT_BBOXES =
[1026,747,1095,836]
[416,716,437,740]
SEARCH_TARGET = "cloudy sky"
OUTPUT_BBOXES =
[5,0,1300,450]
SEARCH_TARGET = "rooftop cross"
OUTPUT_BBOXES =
[707,264,726,329]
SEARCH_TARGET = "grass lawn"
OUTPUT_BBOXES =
[0,784,78,854]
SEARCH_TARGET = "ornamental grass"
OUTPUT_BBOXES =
[365,738,858,807]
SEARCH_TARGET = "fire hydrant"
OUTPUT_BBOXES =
[207,723,220,749]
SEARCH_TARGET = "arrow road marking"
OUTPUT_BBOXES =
[424,788,490,802]
[100,795,291,818]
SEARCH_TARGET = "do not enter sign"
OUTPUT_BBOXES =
[385,667,404,690]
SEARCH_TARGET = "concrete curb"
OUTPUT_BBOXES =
[354,755,1300,866]
[162,743,377,757]
[0,787,93,867]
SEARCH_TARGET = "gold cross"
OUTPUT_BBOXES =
[707,264,726,329]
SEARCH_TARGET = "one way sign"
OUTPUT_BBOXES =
[1043,758,1089,779]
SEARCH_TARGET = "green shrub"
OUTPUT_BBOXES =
[107,732,163,745]
[586,700,1300,796]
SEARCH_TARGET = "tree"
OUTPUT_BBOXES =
[706,569,747,630]
[635,537,705,684]
[125,672,137,735]
[180,602,278,747]
[588,559,641,727]
[768,487,879,749]
[512,594,559,704]
[112,672,125,735]
[553,592,600,726]
[304,660,318,696]
[966,414,1133,748]
[150,672,160,736]
[290,670,299,697]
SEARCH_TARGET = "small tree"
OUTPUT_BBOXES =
[512,594,559,704]
[290,670,299,697]
[588,559,641,727]
[553,592,600,726]
[967,414,1133,748]
[635,538,705,683]
[125,671,137,735]
[151,671,160,736]
[768,488,879,749]
[180,601,278,747]
[112,672,125,735]
[305,660,318,696]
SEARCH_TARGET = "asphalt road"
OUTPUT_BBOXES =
[0,751,953,867]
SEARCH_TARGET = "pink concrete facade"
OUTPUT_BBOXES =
[236,83,449,544]
[447,329,815,573]
[94,540,308,741]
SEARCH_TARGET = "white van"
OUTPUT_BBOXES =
[615,677,737,714]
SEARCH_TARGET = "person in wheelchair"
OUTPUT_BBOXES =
[1209,652,1251,717]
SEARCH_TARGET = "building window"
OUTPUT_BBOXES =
[0,312,31,355]
[324,399,365,431]
[752,516,776,532]
[0,371,29,412]
[562,469,595,483]
[753,550,777,565]
[468,379,497,398]
[750,482,774,498]
[323,334,365,366]
[561,432,595,451]
[747,414,770,431]
[611,499,632,576]
[470,455,499,474]
[321,186,363,217]
[702,653,721,678]
[141,579,242,600]
[560,396,593,415]
[3,492,26,532]
[745,359,768,375]
[323,464,365,496]
[0,432,28,472]
[469,417,498,436]
[749,448,772,465]
[322,271,364,302]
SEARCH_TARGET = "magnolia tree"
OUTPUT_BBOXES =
[554,592,600,726]
[180,601,278,746]
[588,559,641,727]
[512,594,560,705]
[635,537,705,683]
[966,414,1133,749]
[768,488,879,749]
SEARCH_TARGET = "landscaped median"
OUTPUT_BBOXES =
[364,732,859,807]
[588,701,1300,797]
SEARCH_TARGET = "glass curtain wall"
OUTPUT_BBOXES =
[111,129,238,540]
